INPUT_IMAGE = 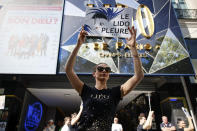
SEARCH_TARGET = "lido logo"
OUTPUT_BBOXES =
[24,102,43,131]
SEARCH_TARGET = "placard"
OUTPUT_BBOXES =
[85,7,135,38]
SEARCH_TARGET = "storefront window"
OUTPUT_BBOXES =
[172,0,188,9]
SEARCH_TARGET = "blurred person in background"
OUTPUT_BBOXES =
[177,116,194,131]
[61,117,71,131]
[111,117,123,131]
[160,116,176,131]
[137,111,154,131]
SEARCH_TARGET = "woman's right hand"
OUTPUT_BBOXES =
[77,26,88,45]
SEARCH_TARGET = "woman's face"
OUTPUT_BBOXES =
[65,118,71,125]
[93,63,110,81]
[71,113,77,119]
[141,117,146,124]
[162,116,168,124]
[114,118,119,124]
[178,121,186,128]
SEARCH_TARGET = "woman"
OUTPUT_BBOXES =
[137,111,154,131]
[177,116,194,131]
[61,117,71,131]
[70,103,83,131]
[65,26,144,131]
[111,117,123,131]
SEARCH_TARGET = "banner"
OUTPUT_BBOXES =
[0,1,64,74]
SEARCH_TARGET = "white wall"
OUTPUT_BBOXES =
[181,27,197,38]
[179,19,197,38]
[186,0,197,9]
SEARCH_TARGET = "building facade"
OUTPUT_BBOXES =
[0,0,197,130]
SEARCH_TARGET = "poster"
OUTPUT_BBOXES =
[0,0,64,74]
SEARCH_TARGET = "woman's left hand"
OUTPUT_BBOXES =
[126,26,137,49]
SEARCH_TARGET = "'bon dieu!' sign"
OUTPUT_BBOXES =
[85,7,135,38]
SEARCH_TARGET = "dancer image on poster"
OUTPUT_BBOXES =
[65,26,144,131]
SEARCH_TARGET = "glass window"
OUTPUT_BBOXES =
[171,0,188,9]
[180,4,187,9]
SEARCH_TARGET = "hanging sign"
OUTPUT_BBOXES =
[24,102,43,131]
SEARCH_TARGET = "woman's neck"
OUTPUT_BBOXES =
[95,80,107,90]
[140,121,144,125]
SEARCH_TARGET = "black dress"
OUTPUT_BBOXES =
[77,84,122,131]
